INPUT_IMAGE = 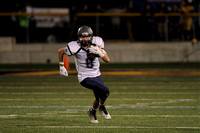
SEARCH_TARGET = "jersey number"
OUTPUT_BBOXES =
[86,58,94,68]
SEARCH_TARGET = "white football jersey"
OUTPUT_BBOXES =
[64,36,106,82]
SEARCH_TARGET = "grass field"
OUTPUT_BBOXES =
[0,74,199,133]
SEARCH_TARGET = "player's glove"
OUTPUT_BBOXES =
[59,62,68,76]
[88,46,105,58]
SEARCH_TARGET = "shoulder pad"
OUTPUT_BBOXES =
[92,36,104,49]
[65,41,81,56]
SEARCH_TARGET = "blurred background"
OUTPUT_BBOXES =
[0,0,200,67]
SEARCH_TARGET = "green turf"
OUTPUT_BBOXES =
[0,62,200,72]
[0,75,199,133]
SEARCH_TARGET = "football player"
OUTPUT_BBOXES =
[58,25,111,123]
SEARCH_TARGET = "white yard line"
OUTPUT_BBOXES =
[111,115,200,118]
[0,98,197,101]
[0,115,17,118]
[0,92,199,95]
[1,126,199,129]
[0,105,199,109]
[1,114,199,119]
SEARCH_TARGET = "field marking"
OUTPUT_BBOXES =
[3,70,200,76]
[0,105,199,110]
[111,115,200,118]
[0,115,17,118]
[0,98,197,102]
[1,126,200,129]
[0,92,199,95]
[132,99,198,107]
[1,114,199,118]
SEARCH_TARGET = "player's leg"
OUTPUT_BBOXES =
[93,98,99,109]
[80,79,100,123]
[87,98,100,123]
[99,95,111,120]
[88,94,100,123]
[93,76,111,120]
[87,97,99,123]
[80,76,111,122]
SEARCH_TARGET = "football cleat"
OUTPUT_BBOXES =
[99,105,111,120]
[88,108,99,123]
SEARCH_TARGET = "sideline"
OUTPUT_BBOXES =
[3,70,200,76]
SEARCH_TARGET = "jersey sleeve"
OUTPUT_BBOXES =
[92,36,104,49]
[92,36,107,54]
[65,41,81,56]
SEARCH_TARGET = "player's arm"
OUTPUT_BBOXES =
[102,53,110,63]
[58,48,65,62]
[58,48,68,76]
[95,46,110,63]
[88,46,110,63]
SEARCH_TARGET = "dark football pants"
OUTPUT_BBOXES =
[80,76,110,102]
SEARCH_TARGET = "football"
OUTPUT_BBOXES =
[87,52,99,60]
[87,45,101,58]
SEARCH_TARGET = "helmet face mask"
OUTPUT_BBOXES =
[79,36,92,47]
[77,26,93,47]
